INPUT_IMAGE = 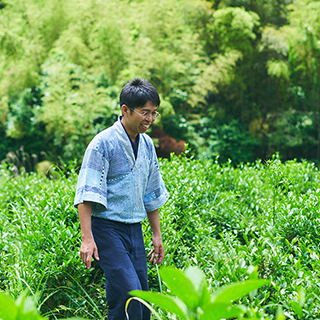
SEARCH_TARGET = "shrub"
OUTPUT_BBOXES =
[0,290,87,320]
[128,266,272,320]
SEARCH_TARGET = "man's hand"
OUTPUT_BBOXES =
[148,236,164,265]
[147,209,164,264]
[78,201,99,269]
[80,238,99,269]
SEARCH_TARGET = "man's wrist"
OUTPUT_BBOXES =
[152,233,162,240]
[81,233,94,242]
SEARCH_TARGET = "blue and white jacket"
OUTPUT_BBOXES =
[74,117,169,223]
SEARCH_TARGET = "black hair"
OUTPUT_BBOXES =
[119,77,160,109]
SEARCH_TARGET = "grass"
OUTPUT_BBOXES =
[1,153,320,319]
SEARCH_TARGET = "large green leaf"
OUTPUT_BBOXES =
[291,301,303,318]
[130,290,187,320]
[184,266,211,307]
[200,303,247,320]
[15,311,46,320]
[211,279,270,304]
[0,292,18,320]
[160,267,199,310]
[17,294,39,314]
[15,292,47,320]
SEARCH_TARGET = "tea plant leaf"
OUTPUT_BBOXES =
[65,318,92,320]
[16,291,39,314]
[160,267,199,310]
[200,303,246,320]
[211,279,270,304]
[276,306,285,320]
[0,292,18,320]
[297,287,305,306]
[291,301,303,318]
[184,266,211,307]
[0,291,47,320]
[130,290,188,320]
[14,311,46,320]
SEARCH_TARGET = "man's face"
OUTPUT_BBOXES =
[122,101,158,139]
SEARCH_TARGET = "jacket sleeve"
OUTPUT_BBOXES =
[74,139,109,213]
[143,142,169,212]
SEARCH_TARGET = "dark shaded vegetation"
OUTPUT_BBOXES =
[1,0,320,166]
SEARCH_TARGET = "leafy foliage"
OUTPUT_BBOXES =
[2,154,320,318]
[0,291,86,320]
[129,266,271,320]
[0,164,106,319]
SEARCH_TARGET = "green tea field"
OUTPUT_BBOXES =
[1,153,320,319]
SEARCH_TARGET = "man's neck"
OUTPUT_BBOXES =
[121,117,138,145]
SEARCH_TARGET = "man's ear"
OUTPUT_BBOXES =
[121,104,129,117]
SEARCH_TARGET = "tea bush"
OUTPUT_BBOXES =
[129,266,272,320]
[1,154,320,319]
[0,290,87,320]
[0,165,106,319]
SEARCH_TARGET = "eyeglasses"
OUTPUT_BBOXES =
[129,108,160,120]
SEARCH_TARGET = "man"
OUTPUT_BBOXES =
[74,77,169,320]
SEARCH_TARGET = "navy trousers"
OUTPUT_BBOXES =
[92,217,150,320]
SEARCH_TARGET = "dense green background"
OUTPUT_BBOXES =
[1,0,320,166]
